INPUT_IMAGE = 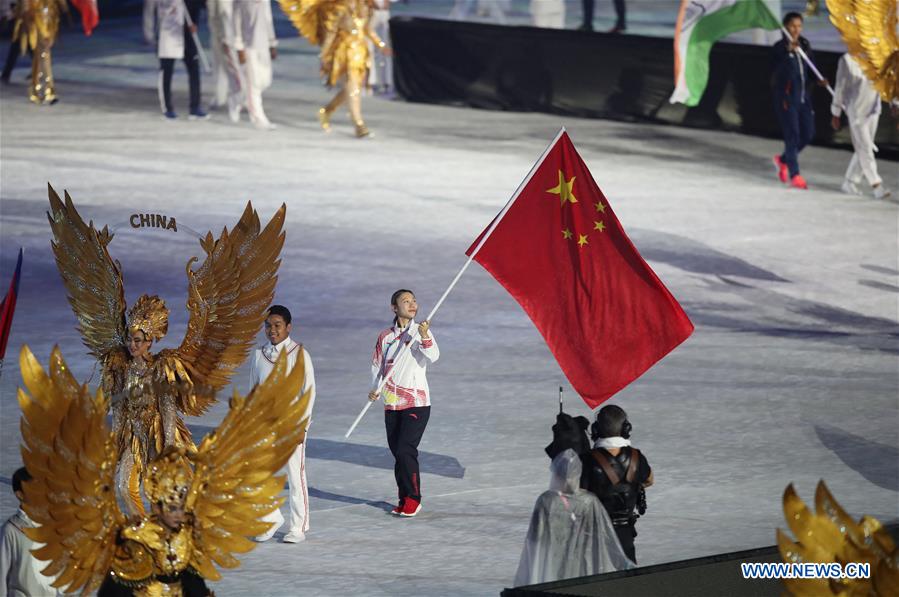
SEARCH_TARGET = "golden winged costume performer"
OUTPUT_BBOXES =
[12,0,68,104]
[17,345,312,596]
[827,0,899,106]
[278,0,392,138]
[46,184,286,515]
[778,481,898,596]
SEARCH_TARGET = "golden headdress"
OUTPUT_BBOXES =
[144,446,192,509]
[778,481,898,596]
[127,295,169,342]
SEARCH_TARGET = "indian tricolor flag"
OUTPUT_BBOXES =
[671,0,781,106]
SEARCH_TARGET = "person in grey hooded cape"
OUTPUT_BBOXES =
[513,449,633,587]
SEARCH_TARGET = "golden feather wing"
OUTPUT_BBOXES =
[778,481,898,596]
[169,202,286,416]
[186,350,311,580]
[278,0,343,46]
[17,345,125,596]
[827,0,899,101]
[46,184,127,361]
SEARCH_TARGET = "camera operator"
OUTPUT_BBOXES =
[586,405,653,563]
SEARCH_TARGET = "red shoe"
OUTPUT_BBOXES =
[790,174,808,190]
[399,497,421,517]
[773,155,788,183]
[391,499,405,515]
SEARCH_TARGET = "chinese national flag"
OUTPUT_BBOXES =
[466,131,693,409]
[0,248,23,364]
[70,0,99,36]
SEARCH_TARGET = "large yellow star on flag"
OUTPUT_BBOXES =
[547,171,577,206]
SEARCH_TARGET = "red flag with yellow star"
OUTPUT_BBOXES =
[466,130,693,409]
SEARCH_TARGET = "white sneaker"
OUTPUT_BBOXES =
[840,179,861,195]
[873,185,893,200]
[251,116,276,130]
[227,95,242,123]
[254,509,284,542]
[283,529,306,543]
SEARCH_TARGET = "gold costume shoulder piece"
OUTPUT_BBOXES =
[165,201,287,416]
[778,481,899,596]
[17,345,125,595]
[46,184,127,361]
[187,350,312,580]
[278,0,344,46]
[827,0,899,102]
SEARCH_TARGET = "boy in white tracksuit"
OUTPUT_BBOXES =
[368,289,439,518]
[251,305,316,543]
[831,52,892,200]
[233,0,277,129]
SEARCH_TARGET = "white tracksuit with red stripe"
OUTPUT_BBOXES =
[371,319,439,408]
[251,336,315,534]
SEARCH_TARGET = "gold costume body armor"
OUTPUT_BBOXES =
[279,0,387,137]
[12,0,66,104]
[46,186,287,517]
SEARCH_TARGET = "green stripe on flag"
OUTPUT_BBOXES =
[683,0,780,106]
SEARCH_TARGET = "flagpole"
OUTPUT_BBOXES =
[778,26,835,97]
[345,127,569,439]
[182,1,212,74]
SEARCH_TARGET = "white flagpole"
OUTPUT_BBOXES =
[182,1,212,74]
[779,25,835,97]
[345,127,569,439]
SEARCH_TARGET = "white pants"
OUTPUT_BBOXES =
[530,0,565,28]
[242,50,272,126]
[368,9,392,89]
[262,441,309,533]
[845,113,882,187]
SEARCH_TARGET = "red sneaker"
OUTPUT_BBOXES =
[773,155,788,183]
[399,497,421,517]
[391,499,405,515]
[790,174,808,190]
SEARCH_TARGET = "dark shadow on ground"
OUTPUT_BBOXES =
[185,426,466,479]
[815,425,899,492]
[308,487,394,512]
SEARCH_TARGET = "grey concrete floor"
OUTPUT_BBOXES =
[0,11,896,597]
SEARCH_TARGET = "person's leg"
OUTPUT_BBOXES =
[394,406,430,506]
[581,0,594,29]
[184,31,201,113]
[2,39,21,82]
[796,102,815,155]
[850,114,882,187]
[614,524,636,563]
[777,105,801,177]
[286,441,309,537]
[612,0,626,30]
[320,85,346,131]
[385,409,403,501]
[346,70,368,136]
[159,58,175,114]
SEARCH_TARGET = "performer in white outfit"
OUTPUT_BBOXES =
[368,0,394,94]
[251,305,316,543]
[234,0,278,129]
[207,0,243,121]
[530,0,564,29]
[831,52,892,200]
[0,468,59,597]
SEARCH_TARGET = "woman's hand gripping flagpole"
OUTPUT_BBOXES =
[344,127,569,439]
[780,25,836,97]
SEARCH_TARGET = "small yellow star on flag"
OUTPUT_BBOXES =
[562,228,573,239]
[593,221,606,232]
[547,171,577,206]
[594,201,606,213]
[577,234,589,247]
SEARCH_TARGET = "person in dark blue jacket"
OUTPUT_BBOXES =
[771,12,828,190]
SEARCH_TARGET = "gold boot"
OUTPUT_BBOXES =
[318,107,332,132]
[354,121,371,138]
